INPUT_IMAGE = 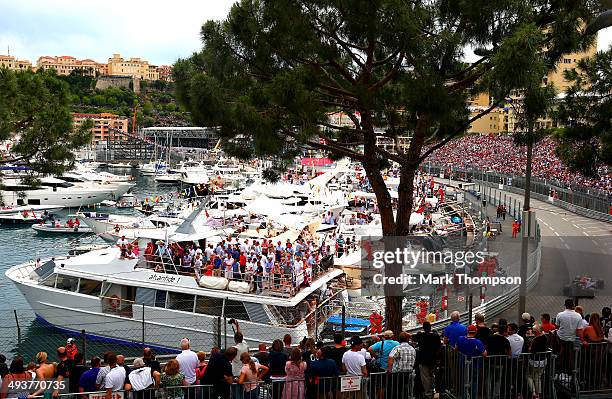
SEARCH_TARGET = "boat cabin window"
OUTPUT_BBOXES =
[195,296,223,316]
[56,275,79,292]
[41,181,73,189]
[167,292,195,312]
[78,279,102,296]
[225,299,250,321]
[27,199,41,205]
[41,273,57,288]
[134,288,167,308]
[155,290,167,308]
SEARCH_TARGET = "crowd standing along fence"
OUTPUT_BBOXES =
[425,163,612,222]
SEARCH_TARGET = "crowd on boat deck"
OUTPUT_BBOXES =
[3,298,612,399]
[424,134,612,192]
[117,229,331,296]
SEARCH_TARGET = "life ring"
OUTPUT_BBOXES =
[108,295,121,309]
[369,312,383,334]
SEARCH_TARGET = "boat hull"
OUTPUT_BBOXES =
[32,225,94,235]
[7,265,309,350]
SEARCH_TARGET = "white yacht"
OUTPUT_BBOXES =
[140,162,168,176]
[0,177,124,208]
[6,238,346,351]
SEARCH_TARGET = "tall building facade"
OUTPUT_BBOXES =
[36,56,105,76]
[107,54,159,80]
[73,113,129,145]
[0,55,32,71]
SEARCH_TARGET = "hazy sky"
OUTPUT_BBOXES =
[1,0,611,66]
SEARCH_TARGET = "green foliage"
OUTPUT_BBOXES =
[554,47,612,176]
[0,68,93,175]
[174,0,595,171]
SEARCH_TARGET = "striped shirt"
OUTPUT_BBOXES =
[388,343,416,373]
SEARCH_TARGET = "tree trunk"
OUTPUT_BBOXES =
[357,114,428,335]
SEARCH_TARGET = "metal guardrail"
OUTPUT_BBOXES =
[426,163,612,223]
[482,180,612,223]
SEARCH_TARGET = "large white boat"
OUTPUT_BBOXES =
[0,177,129,208]
[6,243,346,350]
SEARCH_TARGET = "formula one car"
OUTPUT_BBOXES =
[562,276,605,298]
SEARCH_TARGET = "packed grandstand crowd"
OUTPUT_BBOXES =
[1,298,611,399]
[425,135,612,192]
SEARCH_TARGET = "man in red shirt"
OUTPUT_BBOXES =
[540,313,556,333]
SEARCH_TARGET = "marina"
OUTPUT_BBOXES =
[1,159,486,359]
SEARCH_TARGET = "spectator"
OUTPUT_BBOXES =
[575,306,589,329]
[444,311,468,347]
[69,353,89,393]
[456,325,486,358]
[415,322,440,399]
[176,338,198,386]
[96,352,113,390]
[55,346,74,397]
[600,307,612,338]
[195,352,208,383]
[1,356,28,399]
[387,332,416,398]
[0,355,8,379]
[160,359,188,399]
[0,355,8,382]
[238,352,269,399]
[342,336,368,376]
[201,348,236,399]
[507,323,525,357]
[368,330,399,372]
[143,348,161,374]
[104,353,126,399]
[487,324,511,356]
[282,348,306,399]
[231,322,249,377]
[268,340,288,399]
[79,357,101,394]
[474,313,491,344]
[253,344,269,368]
[306,347,339,397]
[327,333,347,371]
[282,334,293,356]
[517,313,534,338]
[34,352,56,380]
[556,299,583,373]
[127,358,160,399]
[540,314,556,333]
[583,313,605,344]
[527,325,549,399]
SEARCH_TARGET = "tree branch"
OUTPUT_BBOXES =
[368,52,405,91]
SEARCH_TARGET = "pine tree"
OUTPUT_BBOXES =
[174,0,597,333]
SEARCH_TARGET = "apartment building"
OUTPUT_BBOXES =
[72,112,129,145]
[0,55,32,71]
[107,54,159,81]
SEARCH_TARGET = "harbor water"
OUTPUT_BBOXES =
[0,168,179,360]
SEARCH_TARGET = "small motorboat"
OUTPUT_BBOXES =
[32,224,94,235]
[0,209,56,225]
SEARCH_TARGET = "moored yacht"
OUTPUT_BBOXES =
[6,242,346,350]
[0,177,123,208]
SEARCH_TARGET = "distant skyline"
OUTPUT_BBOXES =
[1,0,611,66]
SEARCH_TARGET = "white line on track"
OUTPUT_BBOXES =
[583,231,590,237]
[564,243,570,249]
[554,231,560,237]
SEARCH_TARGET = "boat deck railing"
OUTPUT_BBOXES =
[134,255,340,298]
